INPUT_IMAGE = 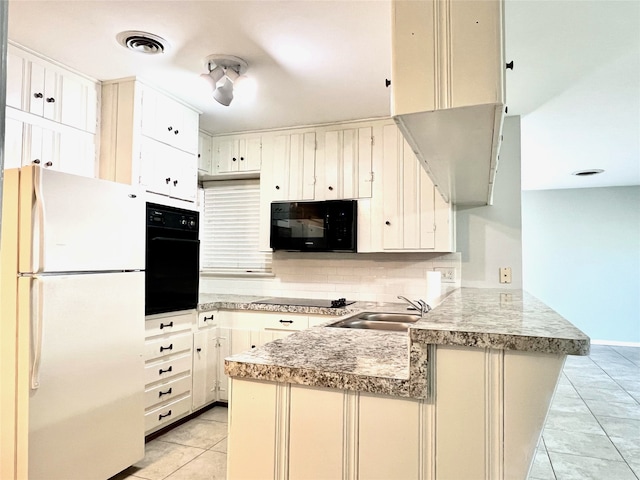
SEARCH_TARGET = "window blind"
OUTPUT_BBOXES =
[200,179,272,273]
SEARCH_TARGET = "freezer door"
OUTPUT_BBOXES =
[18,166,145,273]
[24,272,145,480]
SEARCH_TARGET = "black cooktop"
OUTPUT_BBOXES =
[253,297,355,308]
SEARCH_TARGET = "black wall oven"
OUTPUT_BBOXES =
[145,203,200,315]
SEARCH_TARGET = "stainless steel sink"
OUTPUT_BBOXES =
[327,312,421,332]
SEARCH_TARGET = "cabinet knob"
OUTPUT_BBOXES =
[251,345,256,349]
[165,177,171,184]
[173,180,178,186]
[385,221,391,226]
[167,126,173,132]
[385,79,391,88]
[44,161,53,167]
[196,347,202,352]
[32,159,41,164]
[45,97,55,103]
[232,157,237,162]
[505,106,508,114]
[240,157,244,161]
[174,130,179,135]
[275,185,280,190]
[33,92,43,99]
[328,186,334,191]
[198,154,201,158]
[506,60,514,70]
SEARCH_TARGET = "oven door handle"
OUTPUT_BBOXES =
[150,237,200,245]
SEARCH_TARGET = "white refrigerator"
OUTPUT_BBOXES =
[6,165,146,479]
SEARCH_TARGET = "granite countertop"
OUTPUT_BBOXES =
[221,288,590,399]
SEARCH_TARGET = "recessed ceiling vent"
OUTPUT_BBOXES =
[116,31,169,55]
[572,169,604,177]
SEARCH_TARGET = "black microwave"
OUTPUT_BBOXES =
[270,200,357,252]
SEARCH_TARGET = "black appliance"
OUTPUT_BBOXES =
[270,200,357,252]
[145,203,200,315]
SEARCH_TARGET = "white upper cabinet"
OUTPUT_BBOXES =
[140,86,198,155]
[99,78,200,202]
[270,132,316,201]
[4,43,99,178]
[391,0,506,206]
[319,127,373,201]
[214,135,262,174]
[7,43,98,134]
[198,131,213,174]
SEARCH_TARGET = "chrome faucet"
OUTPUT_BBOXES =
[397,296,431,317]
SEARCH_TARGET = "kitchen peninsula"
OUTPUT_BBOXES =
[223,288,590,480]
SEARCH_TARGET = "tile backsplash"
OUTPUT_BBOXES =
[200,251,461,305]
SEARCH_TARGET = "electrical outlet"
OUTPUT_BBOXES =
[499,267,512,284]
[434,267,456,283]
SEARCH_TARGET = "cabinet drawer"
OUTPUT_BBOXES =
[145,311,194,338]
[145,395,191,433]
[145,375,192,410]
[144,332,192,362]
[198,311,218,329]
[221,311,309,331]
[261,313,309,332]
[145,353,192,385]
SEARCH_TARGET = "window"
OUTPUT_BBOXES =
[200,179,272,274]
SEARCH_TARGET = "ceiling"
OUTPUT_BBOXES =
[7,0,640,191]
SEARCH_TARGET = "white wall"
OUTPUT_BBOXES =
[455,116,522,288]
[522,186,640,344]
[200,251,461,305]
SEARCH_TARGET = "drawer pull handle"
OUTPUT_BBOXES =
[158,410,172,420]
[160,321,174,330]
[158,388,172,397]
[160,344,173,352]
[279,319,294,324]
[159,366,173,375]
[203,315,214,322]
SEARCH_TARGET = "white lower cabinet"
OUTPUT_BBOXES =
[192,328,220,409]
[144,311,195,435]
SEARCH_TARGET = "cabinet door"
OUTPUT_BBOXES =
[239,137,262,172]
[6,49,26,110]
[28,124,57,170]
[169,150,198,202]
[273,133,316,201]
[215,138,238,173]
[3,116,24,169]
[192,329,218,410]
[198,131,213,173]
[139,138,171,196]
[217,327,231,402]
[59,73,98,134]
[58,130,96,178]
[323,127,372,200]
[177,107,199,155]
[382,124,403,249]
[27,61,58,120]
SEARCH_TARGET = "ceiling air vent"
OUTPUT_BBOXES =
[116,31,169,55]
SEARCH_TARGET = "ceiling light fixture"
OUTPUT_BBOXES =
[201,55,248,106]
[572,169,605,177]
[116,31,169,55]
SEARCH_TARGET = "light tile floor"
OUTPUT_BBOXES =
[113,345,639,480]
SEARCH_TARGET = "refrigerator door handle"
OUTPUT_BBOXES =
[30,276,44,389]
[33,167,46,274]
